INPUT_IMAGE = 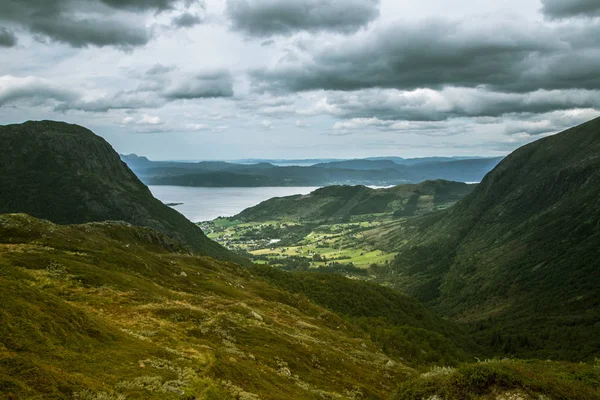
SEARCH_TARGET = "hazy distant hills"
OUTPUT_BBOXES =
[234,180,475,222]
[375,116,600,360]
[0,121,241,263]
[121,154,503,187]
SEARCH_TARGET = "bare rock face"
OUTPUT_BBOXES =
[0,120,243,263]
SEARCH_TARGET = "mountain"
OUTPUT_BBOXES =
[123,155,502,187]
[364,156,493,165]
[234,180,475,222]
[313,159,401,170]
[373,116,600,360]
[0,121,240,263]
[1,214,596,399]
[0,213,468,399]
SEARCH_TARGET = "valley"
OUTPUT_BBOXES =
[201,180,473,272]
[3,0,600,398]
[0,119,599,399]
[203,218,396,270]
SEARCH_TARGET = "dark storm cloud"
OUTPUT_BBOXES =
[541,0,600,19]
[249,18,600,94]
[171,12,204,28]
[226,0,379,37]
[30,18,150,47]
[0,27,17,47]
[100,0,196,11]
[0,0,199,47]
[163,70,235,99]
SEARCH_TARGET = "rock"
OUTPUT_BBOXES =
[385,360,397,368]
[180,271,188,277]
[295,320,318,330]
[248,310,263,322]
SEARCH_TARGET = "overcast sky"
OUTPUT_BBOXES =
[1,0,599,160]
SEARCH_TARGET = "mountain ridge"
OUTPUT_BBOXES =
[373,116,600,360]
[234,180,475,222]
[0,120,242,263]
[122,153,502,187]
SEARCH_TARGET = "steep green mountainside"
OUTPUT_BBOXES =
[0,213,466,399]
[371,116,600,361]
[0,121,240,263]
[234,180,474,222]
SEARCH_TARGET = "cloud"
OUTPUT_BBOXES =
[226,0,380,37]
[145,64,177,76]
[186,123,210,130]
[171,12,204,27]
[29,17,150,48]
[0,75,79,106]
[52,66,235,112]
[164,70,234,99]
[503,109,600,135]
[122,114,163,125]
[541,0,600,19]
[100,0,196,11]
[260,119,274,129]
[295,120,311,128]
[249,17,600,94]
[0,0,200,48]
[61,90,163,112]
[139,114,162,125]
[306,88,600,122]
[0,27,17,47]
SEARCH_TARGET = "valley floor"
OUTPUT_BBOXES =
[201,215,398,272]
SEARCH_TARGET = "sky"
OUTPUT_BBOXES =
[1,0,599,160]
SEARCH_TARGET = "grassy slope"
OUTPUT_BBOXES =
[0,214,414,399]
[3,215,595,400]
[235,180,474,222]
[373,116,600,361]
[251,265,481,366]
[393,359,600,400]
[0,121,242,264]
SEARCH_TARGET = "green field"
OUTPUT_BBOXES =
[202,216,398,271]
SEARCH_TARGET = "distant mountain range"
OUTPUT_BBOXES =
[231,156,493,166]
[121,154,503,187]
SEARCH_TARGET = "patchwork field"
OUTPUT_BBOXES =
[202,216,398,272]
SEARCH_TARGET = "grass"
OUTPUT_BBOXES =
[2,214,598,398]
[203,218,398,269]
[0,214,412,399]
[393,358,600,400]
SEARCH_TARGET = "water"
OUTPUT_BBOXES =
[149,186,320,222]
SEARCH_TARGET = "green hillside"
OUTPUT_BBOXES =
[2,214,596,400]
[235,180,474,222]
[0,121,241,263]
[371,116,600,361]
[0,213,476,399]
[0,214,410,399]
